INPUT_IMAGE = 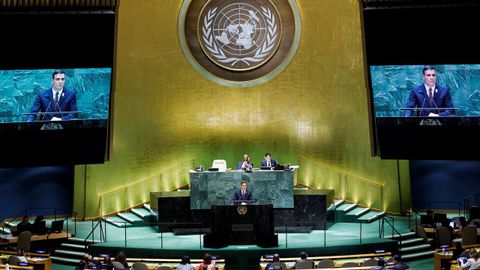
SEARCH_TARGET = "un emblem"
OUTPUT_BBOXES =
[179,0,301,87]
[199,3,280,71]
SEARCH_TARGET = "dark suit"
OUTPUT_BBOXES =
[232,189,253,204]
[404,84,454,116]
[26,88,78,121]
[237,161,253,170]
[261,159,277,167]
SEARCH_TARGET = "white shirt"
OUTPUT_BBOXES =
[52,88,64,103]
[424,84,435,98]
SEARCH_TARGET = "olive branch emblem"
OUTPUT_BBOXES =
[202,6,277,67]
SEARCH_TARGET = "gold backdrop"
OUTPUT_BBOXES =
[74,0,411,218]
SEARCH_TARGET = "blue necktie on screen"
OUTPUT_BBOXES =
[54,92,59,105]
[428,88,433,107]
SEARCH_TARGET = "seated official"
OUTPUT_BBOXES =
[261,152,277,168]
[232,181,253,205]
[237,154,253,170]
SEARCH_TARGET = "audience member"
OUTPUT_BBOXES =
[293,251,314,269]
[393,255,409,270]
[82,253,102,269]
[265,254,287,270]
[459,249,480,270]
[177,255,194,270]
[103,256,114,270]
[197,253,215,270]
[114,251,129,269]
[457,216,468,236]
[76,259,88,270]
[18,216,30,226]
[32,215,46,234]
[370,258,386,270]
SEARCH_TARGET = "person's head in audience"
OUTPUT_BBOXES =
[34,215,44,224]
[77,260,88,270]
[299,251,308,260]
[202,253,212,264]
[469,249,479,260]
[378,258,385,267]
[115,251,128,267]
[272,254,280,262]
[180,255,191,265]
[459,216,467,227]
[392,254,409,270]
[19,216,30,225]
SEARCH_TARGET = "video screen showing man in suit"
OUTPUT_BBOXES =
[404,66,454,117]
[26,69,78,121]
[232,181,253,205]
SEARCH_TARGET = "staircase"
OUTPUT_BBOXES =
[104,204,153,228]
[51,237,100,265]
[334,200,385,223]
[383,228,435,261]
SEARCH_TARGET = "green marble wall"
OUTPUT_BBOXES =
[190,170,294,209]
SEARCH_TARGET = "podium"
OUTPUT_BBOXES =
[203,204,278,248]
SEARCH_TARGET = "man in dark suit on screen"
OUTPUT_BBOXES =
[232,181,253,205]
[26,69,78,121]
[404,66,454,117]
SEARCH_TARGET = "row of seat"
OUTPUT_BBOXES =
[260,252,392,269]
[416,224,478,247]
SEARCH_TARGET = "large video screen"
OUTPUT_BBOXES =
[371,64,480,117]
[0,10,115,167]
[0,68,111,123]
[361,1,480,159]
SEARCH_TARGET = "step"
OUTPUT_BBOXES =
[4,220,20,227]
[368,212,386,222]
[131,208,152,219]
[399,243,432,253]
[399,238,425,247]
[358,211,385,222]
[51,256,81,264]
[334,199,345,208]
[345,207,369,217]
[54,249,86,257]
[61,243,87,250]
[68,237,101,244]
[384,231,416,240]
[117,212,144,224]
[104,217,132,228]
[336,203,357,212]
[401,250,435,260]
[144,204,151,211]
[0,227,11,234]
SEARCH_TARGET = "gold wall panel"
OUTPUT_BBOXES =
[74,0,411,218]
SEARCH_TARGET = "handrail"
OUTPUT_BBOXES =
[84,219,106,247]
[83,218,128,248]
[380,217,402,246]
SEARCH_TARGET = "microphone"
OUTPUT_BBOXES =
[41,101,52,121]
[418,96,427,116]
